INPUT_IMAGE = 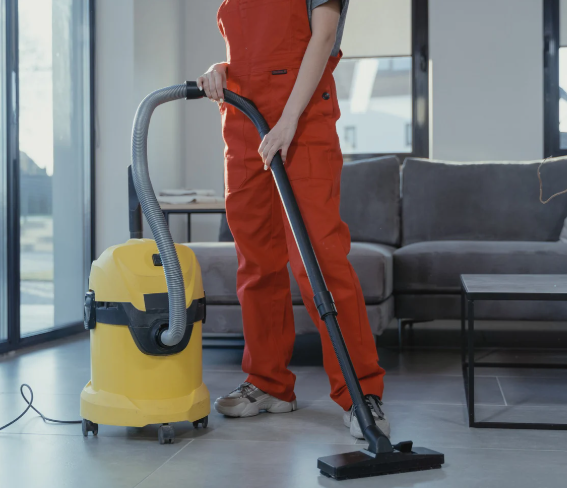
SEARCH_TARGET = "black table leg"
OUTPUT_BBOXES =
[467,299,475,427]
[187,213,192,242]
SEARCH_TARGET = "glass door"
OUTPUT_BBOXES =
[18,0,92,336]
[0,0,93,351]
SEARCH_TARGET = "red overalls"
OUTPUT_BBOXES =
[217,0,385,410]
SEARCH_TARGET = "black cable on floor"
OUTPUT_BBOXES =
[0,384,82,431]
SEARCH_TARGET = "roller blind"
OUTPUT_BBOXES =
[341,0,412,57]
[561,0,567,46]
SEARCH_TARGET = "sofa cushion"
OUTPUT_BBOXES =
[394,240,567,293]
[186,241,394,305]
[340,156,401,246]
[401,157,567,245]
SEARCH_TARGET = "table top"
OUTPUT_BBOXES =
[461,274,567,300]
[160,201,226,211]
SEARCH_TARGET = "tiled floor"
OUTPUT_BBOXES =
[1,334,567,487]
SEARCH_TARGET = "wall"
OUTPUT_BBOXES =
[95,0,135,256]
[429,0,544,161]
[133,0,187,242]
[96,1,226,255]
[182,1,227,242]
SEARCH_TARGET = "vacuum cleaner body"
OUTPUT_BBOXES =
[80,238,210,429]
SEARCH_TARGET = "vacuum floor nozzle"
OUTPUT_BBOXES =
[318,447,444,481]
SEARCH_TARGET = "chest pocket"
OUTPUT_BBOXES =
[242,0,292,62]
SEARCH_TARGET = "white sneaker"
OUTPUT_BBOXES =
[214,382,298,418]
[343,394,391,440]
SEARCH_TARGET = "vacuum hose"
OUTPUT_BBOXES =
[130,81,264,347]
[131,83,203,347]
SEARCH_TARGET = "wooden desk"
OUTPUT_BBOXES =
[160,201,226,242]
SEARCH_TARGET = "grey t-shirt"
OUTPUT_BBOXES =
[306,0,349,57]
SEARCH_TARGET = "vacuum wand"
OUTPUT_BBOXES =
[199,83,389,452]
[185,80,444,479]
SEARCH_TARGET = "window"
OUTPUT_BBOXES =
[336,0,428,160]
[0,0,94,352]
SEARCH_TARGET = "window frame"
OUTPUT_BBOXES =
[0,0,95,354]
[342,0,429,162]
[544,0,565,158]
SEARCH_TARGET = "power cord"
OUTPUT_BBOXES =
[0,384,82,431]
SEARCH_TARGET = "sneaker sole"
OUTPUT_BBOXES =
[214,396,297,418]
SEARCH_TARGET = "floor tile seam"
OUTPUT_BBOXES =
[495,377,508,406]
[184,437,358,446]
[176,438,567,454]
[384,372,567,378]
[428,445,567,454]
[132,439,195,488]
[0,432,359,447]
[381,400,567,408]
[305,399,506,407]
[0,431,192,441]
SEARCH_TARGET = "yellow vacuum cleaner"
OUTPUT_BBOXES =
[80,85,210,444]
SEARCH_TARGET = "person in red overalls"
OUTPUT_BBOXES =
[197,0,389,439]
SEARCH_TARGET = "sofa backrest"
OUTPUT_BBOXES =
[401,157,567,245]
[340,156,401,247]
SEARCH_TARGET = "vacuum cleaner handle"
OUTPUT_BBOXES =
[186,80,392,454]
[128,165,143,239]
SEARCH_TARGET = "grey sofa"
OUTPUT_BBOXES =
[396,157,567,322]
[186,156,567,337]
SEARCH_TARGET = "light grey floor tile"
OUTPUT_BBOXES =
[179,400,355,445]
[383,374,504,405]
[474,403,567,426]
[136,438,567,488]
[359,403,567,452]
[0,336,90,395]
[0,432,191,488]
[379,347,567,378]
[498,376,567,406]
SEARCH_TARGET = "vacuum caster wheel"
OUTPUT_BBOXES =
[192,416,208,429]
[82,419,98,437]
[158,424,175,444]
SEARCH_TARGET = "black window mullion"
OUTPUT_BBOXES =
[4,0,20,351]
[544,0,564,158]
[412,0,429,159]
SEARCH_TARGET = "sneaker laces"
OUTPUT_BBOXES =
[233,382,256,397]
[360,394,385,420]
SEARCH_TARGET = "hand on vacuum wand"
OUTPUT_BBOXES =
[197,63,228,104]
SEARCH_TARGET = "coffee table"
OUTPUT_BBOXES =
[461,274,567,430]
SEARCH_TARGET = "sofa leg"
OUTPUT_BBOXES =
[398,319,414,351]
